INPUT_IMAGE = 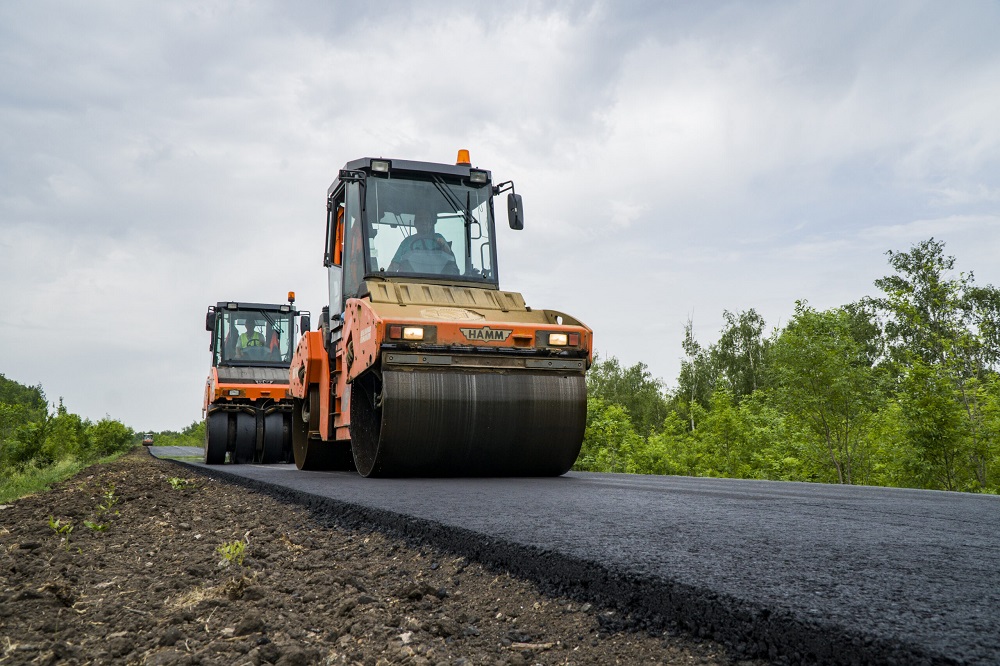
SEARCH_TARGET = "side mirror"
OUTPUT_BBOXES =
[300,314,311,333]
[205,311,216,332]
[507,193,524,230]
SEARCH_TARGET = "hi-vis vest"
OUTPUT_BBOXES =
[239,331,264,348]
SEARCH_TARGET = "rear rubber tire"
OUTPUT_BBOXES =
[262,412,286,463]
[233,412,256,464]
[350,371,383,477]
[292,387,354,471]
[204,411,227,464]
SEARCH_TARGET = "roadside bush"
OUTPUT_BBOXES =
[89,418,135,457]
[3,421,48,468]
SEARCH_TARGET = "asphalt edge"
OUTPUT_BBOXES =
[154,453,948,666]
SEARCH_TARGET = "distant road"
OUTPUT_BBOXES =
[155,450,1000,665]
[147,445,202,458]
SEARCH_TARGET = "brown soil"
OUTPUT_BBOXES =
[0,449,761,665]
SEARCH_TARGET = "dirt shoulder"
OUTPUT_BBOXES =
[0,449,759,665]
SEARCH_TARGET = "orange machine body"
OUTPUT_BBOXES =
[203,367,292,415]
[288,283,593,446]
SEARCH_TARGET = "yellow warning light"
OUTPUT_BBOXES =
[288,291,296,304]
[456,149,471,166]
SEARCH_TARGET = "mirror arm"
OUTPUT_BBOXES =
[493,180,514,196]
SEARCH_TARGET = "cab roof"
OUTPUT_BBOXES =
[212,301,298,313]
[328,157,492,197]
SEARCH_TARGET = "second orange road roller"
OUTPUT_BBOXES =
[204,294,310,464]
[288,150,593,477]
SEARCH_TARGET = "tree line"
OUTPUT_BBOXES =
[0,374,135,499]
[148,420,206,448]
[576,238,1000,493]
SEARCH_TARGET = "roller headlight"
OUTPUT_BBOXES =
[544,332,580,347]
[548,333,569,346]
[388,325,425,341]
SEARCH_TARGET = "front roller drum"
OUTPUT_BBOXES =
[350,369,586,477]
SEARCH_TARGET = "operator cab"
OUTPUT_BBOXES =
[205,299,307,367]
[323,151,524,317]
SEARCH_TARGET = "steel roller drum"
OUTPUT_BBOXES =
[351,368,586,477]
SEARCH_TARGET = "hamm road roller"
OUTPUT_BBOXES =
[204,294,310,464]
[289,150,593,476]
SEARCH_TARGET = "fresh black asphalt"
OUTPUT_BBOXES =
[152,447,1000,664]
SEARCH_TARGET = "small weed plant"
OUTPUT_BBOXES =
[48,516,73,550]
[97,485,119,514]
[167,477,190,490]
[216,539,247,568]
[83,519,108,532]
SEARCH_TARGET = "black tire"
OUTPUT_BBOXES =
[261,412,286,463]
[204,411,227,465]
[292,386,353,471]
[349,371,383,477]
[233,412,256,464]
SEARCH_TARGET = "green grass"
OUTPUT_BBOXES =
[0,450,133,504]
[0,457,87,503]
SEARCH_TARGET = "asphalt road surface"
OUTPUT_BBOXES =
[154,447,1000,665]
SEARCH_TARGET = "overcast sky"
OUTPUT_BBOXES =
[2,1,999,432]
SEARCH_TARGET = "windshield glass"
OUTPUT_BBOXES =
[364,174,496,282]
[214,309,294,366]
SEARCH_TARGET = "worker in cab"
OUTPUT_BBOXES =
[236,317,265,358]
[387,209,459,275]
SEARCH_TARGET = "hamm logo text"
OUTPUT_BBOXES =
[460,326,513,342]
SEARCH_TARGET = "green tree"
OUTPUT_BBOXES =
[738,393,804,482]
[874,238,1000,490]
[576,398,643,473]
[676,317,716,430]
[896,359,968,490]
[714,309,771,402]
[0,374,48,467]
[4,420,49,467]
[88,418,135,457]
[648,410,706,476]
[769,302,884,485]
[0,373,47,414]
[696,388,754,478]
[42,399,88,463]
[587,356,668,436]
[0,403,31,444]
[977,376,1000,492]
[631,412,690,476]
[875,238,977,368]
